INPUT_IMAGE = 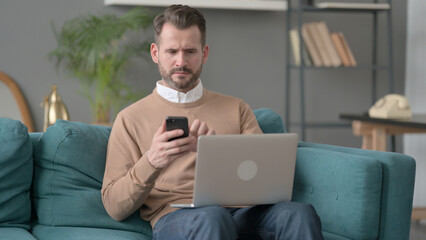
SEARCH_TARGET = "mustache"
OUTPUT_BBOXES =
[170,67,193,74]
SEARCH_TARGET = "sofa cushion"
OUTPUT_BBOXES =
[33,120,151,236]
[253,108,286,133]
[0,227,37,240]
[293,147,383,240]
[321,231,352,240]
[0,118,32,230]
[32,225,151,240]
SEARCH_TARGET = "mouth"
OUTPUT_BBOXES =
[171,68,192,75]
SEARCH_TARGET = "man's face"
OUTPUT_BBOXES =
[151,23,209,93]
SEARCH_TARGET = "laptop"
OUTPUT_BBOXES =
[170,133,298,208]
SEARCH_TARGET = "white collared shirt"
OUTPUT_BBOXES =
[156,80,203,103]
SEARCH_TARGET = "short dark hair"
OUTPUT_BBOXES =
[154,5,206,46]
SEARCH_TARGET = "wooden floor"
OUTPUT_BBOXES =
[410,220,426,240]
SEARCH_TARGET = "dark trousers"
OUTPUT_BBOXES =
[153,201,324,240]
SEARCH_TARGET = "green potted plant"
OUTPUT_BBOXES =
[50,7,154,124]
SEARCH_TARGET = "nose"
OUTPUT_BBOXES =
[175,52,187,67]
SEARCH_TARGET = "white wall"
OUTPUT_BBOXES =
[404,0,426,207]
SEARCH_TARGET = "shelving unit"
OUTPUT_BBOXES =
[285,0,394,141]
[104,0,288,11]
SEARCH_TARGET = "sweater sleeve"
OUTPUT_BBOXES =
[239,101,263,134]
[101,113,161,221]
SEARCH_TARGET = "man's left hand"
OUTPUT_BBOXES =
[188,119,215,152]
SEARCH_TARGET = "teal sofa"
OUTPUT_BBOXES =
[0,108,415,240]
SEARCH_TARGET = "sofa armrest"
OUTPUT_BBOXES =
[297,142,415,240]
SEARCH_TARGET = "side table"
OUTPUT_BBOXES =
[340,113,426,152]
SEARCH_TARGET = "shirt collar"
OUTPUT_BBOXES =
[156,80,203,103]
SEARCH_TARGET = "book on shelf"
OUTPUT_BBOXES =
[301,41,313,66]
[301,24,323,67]
[289,29,301,66]
[330,32,351,66]
[315,21,341,67]
[337,32,357,66]
[315,2,390,10]
[306,22,332,67]
[289,29,312,66]
[294,21,357,67]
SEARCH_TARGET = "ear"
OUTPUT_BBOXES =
[202,45,209,64]
[151,43,159,64]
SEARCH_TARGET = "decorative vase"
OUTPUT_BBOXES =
[41,85,69,131]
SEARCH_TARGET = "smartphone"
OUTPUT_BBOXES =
[166,116,189,141]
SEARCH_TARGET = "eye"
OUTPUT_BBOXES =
[186,49,197,54]
[166,49,177,54]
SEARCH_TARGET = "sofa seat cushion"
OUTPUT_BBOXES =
[321,231,352,240]
[0,119,33,230]
[33,120,151,236]
[32,225,151,240]
[293,147,383,240]
[0,227,37,240]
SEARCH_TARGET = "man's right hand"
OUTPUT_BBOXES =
[147,121,195,169]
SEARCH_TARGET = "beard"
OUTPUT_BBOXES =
[158,64,203,92]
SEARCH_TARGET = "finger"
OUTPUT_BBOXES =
[207,128,216,135]
[164,135,195,149]
[190,119,201,135]
[166,143,193,156]
[161,129,185,142]
[198,122,209,136]
[160,143,193,160]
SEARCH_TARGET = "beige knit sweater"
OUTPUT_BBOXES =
[101,88,262,227]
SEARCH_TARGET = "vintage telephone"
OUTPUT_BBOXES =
[368,94,412,119]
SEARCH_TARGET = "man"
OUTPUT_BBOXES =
[102,5,323,240]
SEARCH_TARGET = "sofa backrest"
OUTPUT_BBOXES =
[0,118,33,230]
[253,108,286,133]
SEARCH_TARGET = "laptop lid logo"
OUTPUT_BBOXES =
[237,160,258,181]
